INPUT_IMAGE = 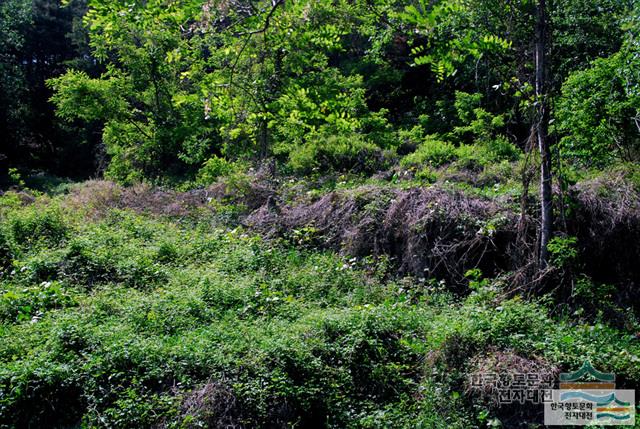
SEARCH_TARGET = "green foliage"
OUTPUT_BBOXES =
[400,91,520,174]
[1,0,100,178]
[415,166,439,183]
[6,169,24,188]
[2,205,68,252]
[453,92,506,142]
[0,190,638,427]
[547,236,579,269]
[31,0,634,184]
[552,0,631,83]
[401,136,456,168]
[48,70,129,123]
[288,133,385,174]
[268,65,394,172]
[0,0,633,185]
[0,281,76,323]
[44,0,407,180]
[196,156,236,185]
[402,134,519,172]
[0,0,31,160]
[290,225,322,248]
[555,6,640,166]
[401,0,512,81]
[0,230,11,272]
[464,268,489,292]
[572,276,616,310]
[484,135,520,161]
[46,0,214,182]
[556,51,640,166]
[0,0,30,53]
[3,0,640,425]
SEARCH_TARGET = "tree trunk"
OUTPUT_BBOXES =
[536,0,553,268]
[258,118,268,159]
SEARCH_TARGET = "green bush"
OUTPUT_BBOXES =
[453,92,506,142]
[571,276,616,310]
[397,124,427,154]
[454,137,520,171]
[2,206,68,251]
[485,135,520,162]
[454,144,489,170]
[0,281,76,323]
[154,241,179,264]
[197,156,235,185]
[415,166,438,183]
[7,168,25,188]
[401,136,456,168]
[547,235,579,269]
[288,133,385,173]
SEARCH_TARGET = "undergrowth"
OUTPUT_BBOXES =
[0,186,638,428]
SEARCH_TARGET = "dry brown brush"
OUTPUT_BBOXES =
[247,185,520,290]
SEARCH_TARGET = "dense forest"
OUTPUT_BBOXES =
[0,0,639,427]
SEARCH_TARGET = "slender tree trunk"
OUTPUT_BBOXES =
[535,0,553,268]
[258,118,268,159]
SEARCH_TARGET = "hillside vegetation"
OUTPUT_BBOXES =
[1,0,640,427]
[1,166,639,427]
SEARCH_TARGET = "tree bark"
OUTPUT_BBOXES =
[258,118,268,159]
[536,0,553,268]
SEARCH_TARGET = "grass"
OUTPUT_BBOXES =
[0,187,638,428]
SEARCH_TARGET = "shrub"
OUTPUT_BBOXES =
[572,276,616,307]
[1,186,639,428]
[454,138,520,171]
[154,241,179,264]
[415,166,438,183]
[401,136,456,168]
[485,136,520,162]
[197,156,235,185]
[547,235,578,269]
[288,133,385,173]
[0,281,76,323]
[8,168,25,188]
[453,92,506,143]
[397,124,426,154]
[454,144,489,170]
[57,240,118,287]
[2,206,68,251]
